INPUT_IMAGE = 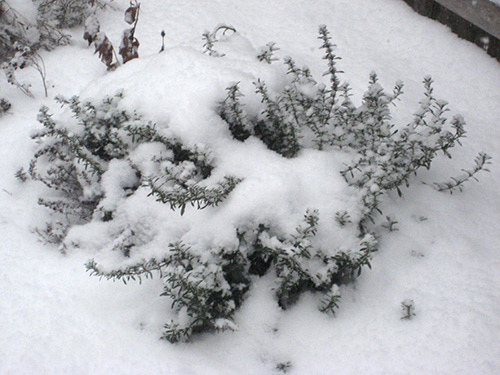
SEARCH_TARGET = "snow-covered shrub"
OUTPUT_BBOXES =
[89,240,250,342]
[0,0,108,60]
[86,204,374,342]
[34,0,112,51]
[202,24,236,57]
[0,97,11,115]
[0,2,48,97]
[256,42,279,64]
[35,0,110,29]
[29,91,230,248]
[2,42,48,97]
[235,210,375,310]
[0,0,110,97]
[218,25,490,230]
[0,2,31,62]
[28,25,490,344]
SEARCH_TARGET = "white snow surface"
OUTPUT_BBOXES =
[1,0,500,374]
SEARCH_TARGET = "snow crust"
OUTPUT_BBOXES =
[1,0,500,374]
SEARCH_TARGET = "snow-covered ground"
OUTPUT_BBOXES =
[1,0,500,374]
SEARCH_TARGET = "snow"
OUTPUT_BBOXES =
[99,159,138,212]
[1,0,500,374]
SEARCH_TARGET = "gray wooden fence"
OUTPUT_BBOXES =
[402,0,500,62]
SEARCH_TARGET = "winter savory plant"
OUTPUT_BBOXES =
[24,25,490,342]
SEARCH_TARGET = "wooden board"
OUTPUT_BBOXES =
[401,0,500,62]
[434,0,500,39]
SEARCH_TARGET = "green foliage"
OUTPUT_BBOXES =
[88,241,250,342]
[87,208,377,342]
[218,25,486,230]
[253,78,301,158]
[30,91,246,339]
[202,24,236,57]
[29,92,228,243]
[218,78,302,158]
[0,1,68,63]
[432,152,491,193]
[257,42,279,64]
[217,83,251,141]
[382,216,399,232]
[276,361,292,373]
[0,97,11,115]
[319,285,341,315]
[2,42,48,98]
[267,210,332,308]
[160,243,249,342]
[401,299,416,320]
[208,25,488,340]
[28,25,489,344]
[36,0,111,29]
[15,167,28,182]
[149,175,242,215]
[335,210,351,226]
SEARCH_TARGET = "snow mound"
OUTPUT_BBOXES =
[64,34,362,262]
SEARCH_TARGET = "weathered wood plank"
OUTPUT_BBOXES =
[434,0,500,39]
[401,0,500,62]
